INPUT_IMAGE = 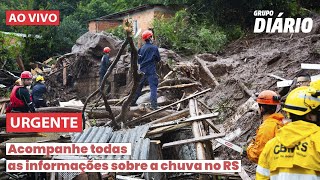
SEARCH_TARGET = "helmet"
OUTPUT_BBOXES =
[36,75,44,82]
[20,71,32,79]
[103,47,111,53]
[283,86,320,116]
[310,79,320,90]
[256,90,280,105]
[142,30,153,41]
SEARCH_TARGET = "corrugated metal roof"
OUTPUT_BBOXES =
[56,125,150,180]
[69,125,150,160]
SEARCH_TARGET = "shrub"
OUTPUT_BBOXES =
[153,10,227,55]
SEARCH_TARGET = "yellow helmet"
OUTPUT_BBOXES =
[283,86,320,116]
[310,79,320,90]
[36,75,45,82]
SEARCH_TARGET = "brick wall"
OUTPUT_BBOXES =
[88,20,121,33]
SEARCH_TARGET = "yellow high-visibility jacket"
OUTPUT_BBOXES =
[256,120,320,180]
[247,113,284,163]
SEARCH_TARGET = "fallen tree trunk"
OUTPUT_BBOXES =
[115,27,140,124]
[195,55,219,87]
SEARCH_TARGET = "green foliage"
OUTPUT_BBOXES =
[154,10,227,55]
[224,25,245,41]
[0,32,24,71]
[106,25,126,40]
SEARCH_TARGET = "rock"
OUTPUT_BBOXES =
[208,63,233,77]
[198,53,218,62]
[159,48,183,62]
[71,32,123,57]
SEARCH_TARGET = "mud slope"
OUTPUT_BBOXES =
[198,14,320,177]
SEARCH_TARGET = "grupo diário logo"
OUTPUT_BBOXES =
[253,10,313,33]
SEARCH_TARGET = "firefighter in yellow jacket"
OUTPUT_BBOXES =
[246,90,284,163]
[256,87,320,180]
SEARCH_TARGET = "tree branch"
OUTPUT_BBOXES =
[82,39,128,129]
[115,33,139,124]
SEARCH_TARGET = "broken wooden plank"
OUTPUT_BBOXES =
[141,83,200,93]
[195,55,219,86]
[267,74,287,81]
[63,61,67,86]
[205,119,220,133]
[126,88,211,125]
[238,167,252,180]
[0,104,5,115]
[237,80,256,99]
[0,98,9,103]
[150,112,219,129]
[162,132,225,148]
[116,175,144,180]
[301,63,320,70]
[277,80,293,87]
[147,123,191,136]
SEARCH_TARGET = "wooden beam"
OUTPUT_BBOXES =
[162,132,225,148]
[147,123,191,136]
[195,56,219,87]
[301,63,320,70]
[237,80,256,99]
[147,108,189,125]
[205,119,220,133]
[63,61,67,86]
[267,74,287,81]
[0,98,9,103]
[150,113,219,129]
[190,99,206,160]
[238,167,252,180]
[126,88,211,125]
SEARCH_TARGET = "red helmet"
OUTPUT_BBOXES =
[103,47,111,53]
[20,71,32,79]
[142,30,153,41]
[256,90,280,105]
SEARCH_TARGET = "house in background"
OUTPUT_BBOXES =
[88,4,180,44]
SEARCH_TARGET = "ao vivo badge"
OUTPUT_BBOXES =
[6,10,60,26]
[6,113,82,133]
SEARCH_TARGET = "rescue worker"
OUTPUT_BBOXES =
[246,90,284,163]
[256,87,320,180]
[99,47,111,93]
[8,71,35,113]
[32,75,47,108]
[281,73,311,103]
[296,73,311,87]
[131,30,161,110]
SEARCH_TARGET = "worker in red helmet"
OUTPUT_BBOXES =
[246,90,284,163]
[131,30,161,110]
[7,71,35,113]
[100,47,112,92]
